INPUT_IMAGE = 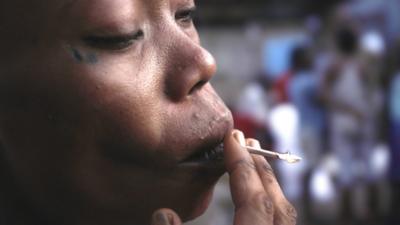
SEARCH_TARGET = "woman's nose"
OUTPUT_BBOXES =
[162,33,217,101]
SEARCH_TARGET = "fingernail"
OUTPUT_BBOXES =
[248,139,261,149]
[232,130,246,147]
[153,211,170,225]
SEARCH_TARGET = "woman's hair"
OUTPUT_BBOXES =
[335,26,359,55]
[290,46,312,71]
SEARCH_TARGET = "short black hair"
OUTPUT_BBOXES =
[290,46,312,71]
[335,26,359,55]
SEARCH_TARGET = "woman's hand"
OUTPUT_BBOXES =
[151,130,297,225]
[224,130,297,225]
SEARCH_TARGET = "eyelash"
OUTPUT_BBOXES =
[83,30,144,51]
[82,8,196,51]
[175,8,196,26]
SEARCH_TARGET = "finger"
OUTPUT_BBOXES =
[247,139,297,225]
[223,130,267,210]
[245,139,285,201]
[151,208,182,225]
[224,130,275,225]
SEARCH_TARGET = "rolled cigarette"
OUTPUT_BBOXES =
[245,145,302,164]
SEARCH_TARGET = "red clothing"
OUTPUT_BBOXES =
[273,71,293,103]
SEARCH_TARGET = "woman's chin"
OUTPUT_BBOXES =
[184,186,216,222]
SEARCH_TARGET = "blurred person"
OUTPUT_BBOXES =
[272,45,310,105]
[233,74,275,149]
[0,1,299,225]
[288,46,325,221]
[322,25,383,224]
[288,45,325,169]
[388,40,400,223]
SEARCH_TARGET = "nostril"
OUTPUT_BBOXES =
[189,80,207,95]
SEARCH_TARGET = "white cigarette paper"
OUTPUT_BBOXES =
[244,145,302,164]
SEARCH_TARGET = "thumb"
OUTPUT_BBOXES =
[150,208,182,225]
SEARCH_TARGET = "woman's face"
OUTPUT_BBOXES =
[0,0,233,224]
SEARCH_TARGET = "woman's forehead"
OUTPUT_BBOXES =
[59,0,138,26]
[57,0,192,13]
[59,0,195,34]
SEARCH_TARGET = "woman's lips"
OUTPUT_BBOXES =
[179,111,232,169]
[178,85,233,168]
[178,108,229,167]
[181,142,224,164]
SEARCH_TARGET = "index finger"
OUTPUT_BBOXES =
[223,130,267,208]
[247,139,287,203]
[247,139,297,225]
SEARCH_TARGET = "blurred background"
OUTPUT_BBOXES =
[185,0,400,225]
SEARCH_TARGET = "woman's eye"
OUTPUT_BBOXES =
[175,7,196,26]
[83,30,144,50]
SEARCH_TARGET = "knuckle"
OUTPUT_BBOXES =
[286,203,298,224]
[250,192,274,216]
[229,159,256,180]
[256,160,275,184]
[261,161,274,175]
[277,201,297,225]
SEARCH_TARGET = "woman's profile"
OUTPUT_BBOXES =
[0,1,296,224]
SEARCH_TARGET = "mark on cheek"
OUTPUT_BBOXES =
[69,47,98,64]
[71,48,83,62]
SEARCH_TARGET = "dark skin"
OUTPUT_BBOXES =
[0,0,296,224]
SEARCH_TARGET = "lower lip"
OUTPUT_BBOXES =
[178,156,225,171]
[179,144,225,169]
